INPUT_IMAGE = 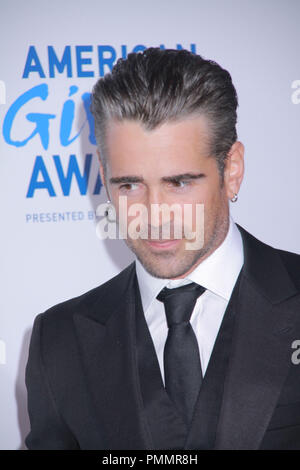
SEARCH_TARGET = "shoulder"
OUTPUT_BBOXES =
[236,223,300,289]
[276,247,300,286]
[34,261,136,329]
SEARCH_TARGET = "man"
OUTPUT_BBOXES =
[25,48,300,450]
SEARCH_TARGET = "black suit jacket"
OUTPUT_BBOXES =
[25,224,300,449]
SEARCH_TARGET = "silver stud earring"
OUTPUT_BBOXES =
[230,193,238,203]
[105,199,116,222]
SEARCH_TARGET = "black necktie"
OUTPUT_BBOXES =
[156,282,206,426]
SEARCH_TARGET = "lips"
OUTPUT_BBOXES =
[146,239,181,250]
[147,239,179,242]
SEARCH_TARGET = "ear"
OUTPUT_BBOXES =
[97,149,110,198]
[224,141,244,200]
[97,149,106,186]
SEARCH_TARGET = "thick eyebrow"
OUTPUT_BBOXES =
[109,175,144,185]
[162,173,205,183]
[109,173,205,185]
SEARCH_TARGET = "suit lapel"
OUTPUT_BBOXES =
[73,262,152,450]
[216,225,300,449]
[71,224,299,450]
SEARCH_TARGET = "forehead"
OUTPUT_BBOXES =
[105,116,212,158]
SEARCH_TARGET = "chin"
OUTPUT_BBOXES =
[137,252,203,279]
[126,237,210,278]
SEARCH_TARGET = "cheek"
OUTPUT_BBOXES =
[186,184,213,211]
[195,184,225,224]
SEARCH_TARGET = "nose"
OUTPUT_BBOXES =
[145,187,174,239]
[146,187,164,209]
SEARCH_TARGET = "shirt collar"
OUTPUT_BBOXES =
[135,215,244,313]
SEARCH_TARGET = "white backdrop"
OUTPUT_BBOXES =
[0,0,299,450]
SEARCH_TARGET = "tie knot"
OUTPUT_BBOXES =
[156,282,206,326]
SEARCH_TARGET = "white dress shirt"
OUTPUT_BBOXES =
[135,215,244,385]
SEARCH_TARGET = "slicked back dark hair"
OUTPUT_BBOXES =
[91,47,238,181]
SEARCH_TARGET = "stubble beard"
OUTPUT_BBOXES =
[122,209,230,279]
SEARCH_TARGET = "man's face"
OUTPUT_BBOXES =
[100,116,242,279]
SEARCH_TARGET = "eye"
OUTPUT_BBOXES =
[172,180,190,188]
[119,183,139,192]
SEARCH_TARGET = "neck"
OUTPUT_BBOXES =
[170,216,230,279]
